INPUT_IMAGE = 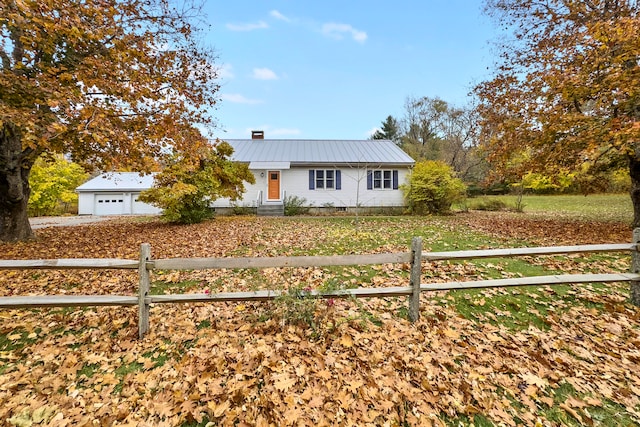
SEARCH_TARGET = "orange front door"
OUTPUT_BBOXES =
[267,171,280,200]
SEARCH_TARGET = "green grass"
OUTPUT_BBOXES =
[463,193,632,223]
[442,382,638,427]
[0,328,40,353]
[77,363,100,382]
[444,284,605,331]
[151,279,201,295]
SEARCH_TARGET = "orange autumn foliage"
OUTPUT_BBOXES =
[475,0,640,223]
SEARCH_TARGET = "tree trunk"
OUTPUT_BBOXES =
[631,228,640,307]
[631,153,640,306]
[0,123,34,242]
[630,153,640,228]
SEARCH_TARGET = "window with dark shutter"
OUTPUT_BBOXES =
[310,169,340,190]
[368,169,399,190]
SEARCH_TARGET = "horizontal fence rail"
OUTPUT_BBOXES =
[421,273,640,291]
[1,236,639,338]
[147,286,416,305]
[421,243,637,261]
[0,259,140,270]
[0,295,138,309]
[152,252,411,270]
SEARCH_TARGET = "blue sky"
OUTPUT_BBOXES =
[203,1,496,140]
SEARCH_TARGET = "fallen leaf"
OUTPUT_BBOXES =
[274,374,297,392]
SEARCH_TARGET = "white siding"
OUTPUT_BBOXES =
[78,193,94,215]
[78,192,162,215]
[212,166,410,208]
[132,193,163,215]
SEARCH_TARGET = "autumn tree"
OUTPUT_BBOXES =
[0,0,220,241]
[402,160,466,215]
[28,155,88,216]
[139,141,255,224]
[475,0,640,224]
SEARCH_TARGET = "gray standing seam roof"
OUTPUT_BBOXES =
[76,172,157,192]
[223,139,415,165]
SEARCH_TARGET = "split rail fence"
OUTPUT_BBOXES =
[2,230,640,338]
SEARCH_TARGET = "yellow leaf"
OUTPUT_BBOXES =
[486,333,503,342]
[560,403,584,423]
[346,380,364,393]
[309,395,324,408]
[7,333,22,341]
[443,328,460,339]
[520,373,548,389]
[283,406,302,424]
[539,396,554,407]
[316,370,332,380]
[339,334,353,348]
[274,373,297,392]
[300,388,314,401]
[208,400,230,418]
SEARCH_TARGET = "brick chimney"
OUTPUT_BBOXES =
[251,130,264,140]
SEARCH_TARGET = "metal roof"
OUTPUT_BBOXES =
[223,139,415,166]
[76,172,156,192]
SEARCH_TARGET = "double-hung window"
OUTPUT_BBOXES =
[372,170,393,189]
[309,170,341,190]
[316,170,333,189]
[367,169,399,190]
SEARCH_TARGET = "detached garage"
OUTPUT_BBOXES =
[76,172,161,216]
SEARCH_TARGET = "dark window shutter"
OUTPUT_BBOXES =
[367,170,373,190]
[392,170,399,189]
[336,170,341,190]
[309,170,315,190]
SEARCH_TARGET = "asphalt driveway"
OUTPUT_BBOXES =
[29,216,119,229]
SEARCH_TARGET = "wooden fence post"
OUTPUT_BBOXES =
[631,229,640,306]
[409,237,423,322]
[138,243,151,338]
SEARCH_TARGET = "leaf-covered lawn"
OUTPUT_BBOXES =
[0,214,639,426]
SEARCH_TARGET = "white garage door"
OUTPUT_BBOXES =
[95,194,125,215]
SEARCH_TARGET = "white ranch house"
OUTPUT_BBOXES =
[217,133,415,215]
[76,132,415,216]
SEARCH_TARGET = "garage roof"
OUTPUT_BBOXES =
[76,172,156,192]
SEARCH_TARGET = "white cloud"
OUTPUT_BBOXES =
[226,21,269,31]
[252,68,278,80]
[367,127,380,138]
[270,10,291,22]
[216,64,235,79]
[321,23,367,43]
[221,93,264,105]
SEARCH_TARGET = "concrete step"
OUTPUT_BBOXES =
[257,204,285,216]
